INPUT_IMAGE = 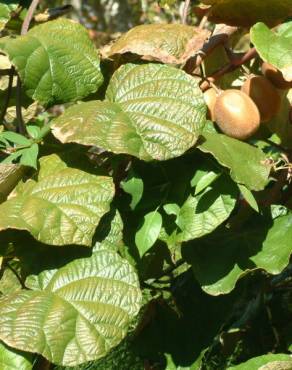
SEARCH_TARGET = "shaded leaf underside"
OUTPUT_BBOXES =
[102,23,209,64]
[202,0,292,27]
[184,211,292,295]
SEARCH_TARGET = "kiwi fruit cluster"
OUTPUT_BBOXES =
[203,62,291,140]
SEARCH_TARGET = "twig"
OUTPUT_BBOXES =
[0,69,14,76]
[198,14,208,30]
[6,262,27,290]
[15,78,25,134]
[265,305,280,350]
[155,258,185,281]
[200,47,257,91]
[0,67,14,124]
[21,0,40,35]
[34,5,73,22]
[34,356,51,370]
[15,0,40,134]
[182,0,191,25]
[262,169,288,207]
[184,24,238,74]
[264,139,287,152]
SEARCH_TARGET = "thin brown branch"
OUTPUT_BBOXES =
[262,169,288,207]
[182,0,191,25]
[6,262,27,290]
[15,78,25,134]
[200,47,257,91]
[0,69,14,76]
[34,356,51,370]
[34,5,73,22]
[155,258,185,281]
[184,24,238,74]
[15,0,40,134]
[0,67,14,124]
[198,14,208,30]
[21,0,40,35]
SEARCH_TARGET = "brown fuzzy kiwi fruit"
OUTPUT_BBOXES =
[213,89,260,140]
[241,75,281,122]
[261,62,292,90]
[203,87,218,121]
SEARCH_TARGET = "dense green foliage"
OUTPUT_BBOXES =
[0,1,291,369]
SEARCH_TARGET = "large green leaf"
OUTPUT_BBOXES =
[251,22,292,82]
[0,2,18,31]
[198,132,271,191]
[102,24,209,64]
[201,0,292,27]
[52,63,206,161]
[228,354,292,369]
[0,341,33,370]
[175,176,237,242]
[0,18,103,106]
[0,154,115,246]
[0,246,142,366]
[183,209,292,295]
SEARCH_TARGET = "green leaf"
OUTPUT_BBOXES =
[183,210,292,295]
[26,125,41,140]
[52,63,206,161]
[0,2,18,31]
[1,150,24,165]
[94,209,124,252]
[0,247,142,366]
[163,203,181,216]
[190,161,220,190]
[0,18,103,106]
[198,132,271,191]
[228,354,292,369]
[0,154,115,246]
[135,210,163,257]
[266,89,292,149]
[165,353,200,370]
[121,173,144,210]
[0,261,22,296]
[176,176,237,242]
[19,143,39,169]
[251,22,292,82]
[201,0,292,27]
[0,164,24,202]
[102,24,209,65]
[194,171,220,195]
[238,184,259,212]
[0,132,31,146]
[0,341,33,370]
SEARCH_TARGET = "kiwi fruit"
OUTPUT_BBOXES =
[213,89,260,140]
[203,87,218,121]
[261,62,292,90]
[241,75,281,122]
